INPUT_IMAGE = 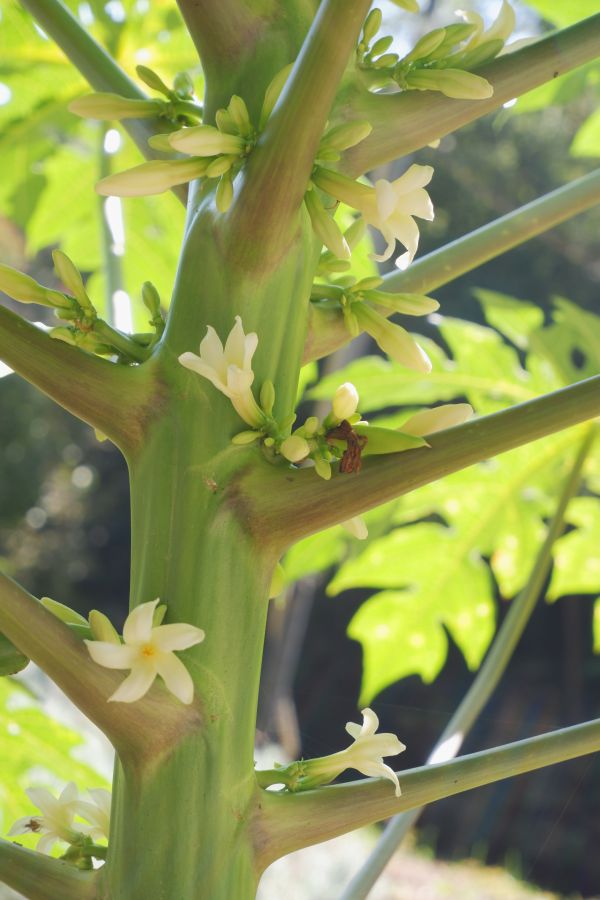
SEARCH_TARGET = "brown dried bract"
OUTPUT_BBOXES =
[326,419,367,474]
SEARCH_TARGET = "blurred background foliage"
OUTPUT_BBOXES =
[1,0,600,895]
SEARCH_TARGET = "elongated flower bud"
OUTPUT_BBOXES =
[216,173,234,212]
[341,517,368,540]
[168,124,244,156]
[354,303,432,373]
[354,423,426,455]
[136,65,171,96]
[88,609,121,644]
[401,403,474,436]
[69,93,161,120]
[41,597,89,626]
[304,190,350,259]
[320,121,372,153]
[402,28,447,62]
[227,95,252,137]
[281,435,310,463]
[259,63,293,128]
[362,9,382,45]
[52,250,93,311]
[96,158,209,197]
[332,382,359,421]
[364,291,439,316]
[0,264,69,308]
[405,68,493,100]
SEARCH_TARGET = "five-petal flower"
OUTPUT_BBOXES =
[8,782,82,854]
[85,599,205,704]
[179,316,264,427]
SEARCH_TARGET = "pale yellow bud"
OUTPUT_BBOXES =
[227,95,252,137]
[320,121,373,153]
[304,190,350,260]
[69,93,161,120]
[401,403,474,436]
[259,63,294,128]
[0,264,68,308]
[52,250,92,311]
[96,158,208,197]
[406,68,493,100]
[403,28,446,62]
[281,435,310,463]
[168,124,244,156]
[88,609,121,644]
[41,597,88,626]
[332,382,359,421]
[354,304,431,373]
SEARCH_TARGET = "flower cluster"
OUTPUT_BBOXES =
[260,708,406,796]
[85,599,205,705]
[357,2,516,100]
[82,66,291,206]
[8,783,111,858]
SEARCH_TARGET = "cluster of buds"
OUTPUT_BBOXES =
[357,2,516,100]
[259,708,406,796]
[312,274,438,373]
[0,254,164,363]
[8,782,111,865]
[69,65,202,126]
[88,66,292,205]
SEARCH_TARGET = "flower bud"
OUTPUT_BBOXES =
[69,93,161,120]
[362,9,382,45]
[96,158,208,197]
[405,68,493,100]
[142,281,161,317]
[303,416,320,437]
[370,35,394,56]
[52,250,93,312]
[332,382,359,421]
[232,430,262,445]
[354,423,426,455]
[389,0,419,10]
[403,29,447,63]
[168,124,244,156]
[88,609,121,644]
[364,291,439,316]
[314,457,332,480]
[281,435,310,463]
[260,380,276,415]
[259,63,293,128]
[205,155,235,178]
[147,133,176,152]
[320,121,373,153]
[304,190,350,260]
[341,516,368,540]
[227,95,252,137]
[173,71,194,98]
[216,173,234,212]
[372,53,399,69]
[136,65,171,96]
[0,264,68,308]
[354,304,432,372]
[41,597,88,626]
[401,403,473,436]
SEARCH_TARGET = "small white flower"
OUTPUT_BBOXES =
[402,403,474,436]
[8,783,81,854]
[85,599,205,704]
[309,708,405,796]
[74,789,111,842]
[341,516,368,540]
[179,316,264,428]
[332,382,359,421]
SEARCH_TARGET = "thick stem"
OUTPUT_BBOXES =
[305,167,600,362]
[19,0,186,203]
[0,573,196,763]
[228,0,371,271]
[0,306,153,453]
[340,426,596,900]
[0,839,97,900]
[341,15,600,175]
[256,716,600,866]
[242,376,600,549]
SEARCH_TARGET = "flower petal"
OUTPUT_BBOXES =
[199,325,226,375]
[154,652,195,704]
[25,787,58,817]
[392,164,434,195]
[36,833,59,854]
[374,179,397,222]
[8,816,41,836]
[224,316,247,369]
[153,622,205,652]
[123,599,160,645]
[108,664,157,703]
[345,721,362,740]
[360,708,380,737]
[399,187,434,222]
[357,761,401,797]
[387,214,420,262]
[59,782,79,805]
[85,640,138,670]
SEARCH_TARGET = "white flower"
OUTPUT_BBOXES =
[85,599,205,704]
[178,316,264,427]
[8,783,82,854]
[402,403,474,436]
[314,165,434,265]
[332,382,359,421]
[309,708,405,796]
[74,789,111,842]
[281,435,311,463]
[341,516,368,540]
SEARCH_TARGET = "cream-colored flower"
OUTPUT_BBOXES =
[74,789,111,842]
[85,599,205,704]
[402,403,474,436]
[314,165,434,265]
[179,316,263,427]
[457,1,516,50]
[308,708,405,796]
[8,783,82,854]
[341,516,368,540]
[332,382,359,421]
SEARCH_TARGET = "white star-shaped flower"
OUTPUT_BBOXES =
[85,599,205,704]
[8,783,81,854]
[340,708,406,796]
[179,316,264,427]
[73,788,111,842]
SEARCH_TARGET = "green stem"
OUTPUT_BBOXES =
[19,0,186,204]
[341,14,600,175]
[0,573,197,763]
[243,375,600,550]
[94,320,149,363]
[0,305,150,452]
[229,0,371,271]
[257,716,600,866]
[340,426,596,900]
[304,167,600,362]
[0,839,97,900]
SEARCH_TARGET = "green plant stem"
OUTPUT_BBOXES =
[256,716,600,866]
[0,305,151,452]
[0,573,197,763]
[0,839,97,900]
[304,167,600,362]
[243,375,600,550]
[340,426,596,900]
[19,0,187,204]
[229,0,371,270]
[341,14,600,175]
[94,320,149,363]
